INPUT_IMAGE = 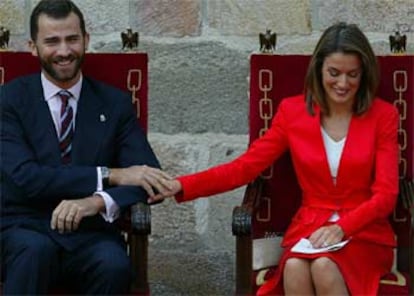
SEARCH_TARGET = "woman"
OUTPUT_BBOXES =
[119,22,399,295]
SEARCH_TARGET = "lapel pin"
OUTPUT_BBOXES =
[100,114,106,122]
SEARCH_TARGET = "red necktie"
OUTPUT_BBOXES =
[58,90,74,164]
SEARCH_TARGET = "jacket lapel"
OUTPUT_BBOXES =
[71,79,106,164]
[28,75,62,164]
[312,106,337,187]
[335,114,369,188]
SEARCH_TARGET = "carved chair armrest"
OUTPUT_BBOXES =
[130,202,151,235]
[232,177,265,236]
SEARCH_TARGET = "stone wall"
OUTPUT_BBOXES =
[1,0,413,293]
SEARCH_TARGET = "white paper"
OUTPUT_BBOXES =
[291,238,349,254]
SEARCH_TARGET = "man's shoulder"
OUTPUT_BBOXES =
[2,73,40,91]
[83,76,128,98]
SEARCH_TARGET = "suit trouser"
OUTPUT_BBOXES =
[1,226,132,294]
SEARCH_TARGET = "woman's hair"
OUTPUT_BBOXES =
[30,0,86,41]
[304,22,379,116]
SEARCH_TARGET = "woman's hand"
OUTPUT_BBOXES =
[148,179,182,203]
[308,224,345,248]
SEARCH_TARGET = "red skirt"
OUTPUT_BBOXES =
[257,239,393,295]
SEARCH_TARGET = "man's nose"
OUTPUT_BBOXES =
[56,42,71,55]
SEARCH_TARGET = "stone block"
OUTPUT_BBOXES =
[314,0,414,33]
[148,133,248,251]
[148,249,234,294]
[207,0,311,36]
[130,0,202,37]
[140,40,250,134]
[72,0,130,34]
[0,0,27,35]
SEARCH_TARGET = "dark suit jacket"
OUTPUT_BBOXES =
[0,73,160,249]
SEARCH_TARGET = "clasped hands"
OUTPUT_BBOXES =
[51,165,178,233]
[109,165,180,203]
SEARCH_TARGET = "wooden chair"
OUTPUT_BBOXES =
[0,51,151,294]
[232,54,413,295]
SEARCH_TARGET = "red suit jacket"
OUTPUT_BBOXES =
[176,95,399,247]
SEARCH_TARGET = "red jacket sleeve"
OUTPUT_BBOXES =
[176,100,290,202]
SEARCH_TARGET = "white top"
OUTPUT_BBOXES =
[321,127,346,222]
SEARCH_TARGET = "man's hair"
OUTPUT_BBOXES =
[304,22,379,116]
[30,0,86,41]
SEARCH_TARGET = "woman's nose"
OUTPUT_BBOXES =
[336,74,348,87]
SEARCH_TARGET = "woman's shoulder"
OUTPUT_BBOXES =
[281,94,305,103]
[279,94,306,108]
[277,94,307,115]
[370,97,398,116]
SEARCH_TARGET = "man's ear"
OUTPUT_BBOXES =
[28,39,38,57]
[84,32,90,52]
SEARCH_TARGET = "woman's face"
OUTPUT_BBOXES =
[322,52,362,110]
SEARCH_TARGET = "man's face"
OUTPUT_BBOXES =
[29,12,89,89]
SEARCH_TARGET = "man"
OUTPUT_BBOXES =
[0,0,170,293]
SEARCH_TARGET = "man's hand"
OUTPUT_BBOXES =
[308,224,344,248]
[110,165,174,197]
[50,195,105,233]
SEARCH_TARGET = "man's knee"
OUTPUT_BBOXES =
[2,229,59,293]
[87,242,132,284]
[3,229,59,266]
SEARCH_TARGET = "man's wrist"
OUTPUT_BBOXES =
[108,168,120,186]
[90,194,106,212]
[101,166,111,187]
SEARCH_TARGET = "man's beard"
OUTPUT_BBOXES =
[39,53,84,84]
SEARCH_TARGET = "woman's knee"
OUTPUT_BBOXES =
[284,258,311,279]
[283,258,313,293]
[311,257,343,284]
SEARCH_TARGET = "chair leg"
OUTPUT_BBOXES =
[236,235,253,295]
[130,234,149,295]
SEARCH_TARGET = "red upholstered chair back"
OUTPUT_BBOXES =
[0,51,151,294]
[0,52,148,130]
[246,54,413,294]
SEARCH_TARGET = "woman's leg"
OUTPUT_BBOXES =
[310,257,349,295]
[283,258,314,295]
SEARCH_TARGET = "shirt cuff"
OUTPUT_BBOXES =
[94,191,120,223]
[97,167,103,191]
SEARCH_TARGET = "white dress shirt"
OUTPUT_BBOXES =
[321,127,346,222]
[41,73,119,222]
